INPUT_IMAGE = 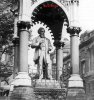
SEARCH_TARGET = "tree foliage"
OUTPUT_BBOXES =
[0,0,16,77]
[0,0,16,46]
[0,14,14,45]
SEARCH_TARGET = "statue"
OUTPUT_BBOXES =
[31,27,53,80]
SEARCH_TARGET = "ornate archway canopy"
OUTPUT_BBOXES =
[31,1,69,40]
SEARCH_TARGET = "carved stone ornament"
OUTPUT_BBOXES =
[54,40,65,48]
[67,26,81,36]
[17,21,31,30]
[71,0,79,5]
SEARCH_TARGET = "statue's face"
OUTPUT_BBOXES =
[39,29,45,38]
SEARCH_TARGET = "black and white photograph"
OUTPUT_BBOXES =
[0,0,94,100]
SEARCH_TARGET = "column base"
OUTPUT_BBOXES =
[9,72,35,100]
[68,74,83,88]
[66,88,86,100]
[66,74,86,100]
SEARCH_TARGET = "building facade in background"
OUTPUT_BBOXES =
[80,30,94,99]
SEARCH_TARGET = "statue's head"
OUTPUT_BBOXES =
[38,27,45,38]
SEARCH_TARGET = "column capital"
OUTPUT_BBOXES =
[67,26,81,36]
[17,21,31,30]
[54,40,65,49]
[71,0,79,5]
[12,37,19,46]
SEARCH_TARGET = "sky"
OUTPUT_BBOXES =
[79,0,94,33]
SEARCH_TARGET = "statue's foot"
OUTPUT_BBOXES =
[48,75,53,80]
[39,74,43,80]
[42,77,50,80]
[46,77,50,80]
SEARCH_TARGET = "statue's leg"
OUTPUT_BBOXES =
[39,53,44,79]
[47,60,53,80]
[36,64,40,77]
[43,58,48,79]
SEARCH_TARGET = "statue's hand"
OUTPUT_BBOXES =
[48,49,51,54]
[36,42,40,45]
[39,40,44,44]
[39,40,45,48]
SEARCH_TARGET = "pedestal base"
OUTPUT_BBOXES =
[35,79,61,89]
[67,74,86,100]
[66,88,86,100]
[34,79,67,100]
[68,74,83,87]
[9,86,35,100]
[9,72,35,100]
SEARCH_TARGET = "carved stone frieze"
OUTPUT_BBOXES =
[31,0,70,11]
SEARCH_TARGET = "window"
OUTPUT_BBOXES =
[81,60,86,75]
[88,46,94,71]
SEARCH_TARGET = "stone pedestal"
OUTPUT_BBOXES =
[35,79,61,89]
[10,86,35,100]
[9,72,35,100]
[34,88,67,100]
[34,79,67,100]
[67,88,86,100]
[67,74,86,100]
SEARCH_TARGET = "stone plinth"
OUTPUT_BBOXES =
[35,79,61,89]
[9,72,35,100]
[34,88,67,100]
[68,74,83,87]
[9,86,35,100]
[34,79,67,100]
[66,74,86,100]
[67,88,86,100]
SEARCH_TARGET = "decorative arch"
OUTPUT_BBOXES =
[31,0,69,23]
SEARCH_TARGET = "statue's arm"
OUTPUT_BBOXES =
[48,39,53,52]
[31,37,40,48]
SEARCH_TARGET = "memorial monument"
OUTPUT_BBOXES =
[9,0,85,100]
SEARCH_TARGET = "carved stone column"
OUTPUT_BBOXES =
[66,26,86,100]
[17,21,29,72]
[54,40,65,80]
[68,27,81,75]
[9,0,35,99]
[9,21,35,100]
